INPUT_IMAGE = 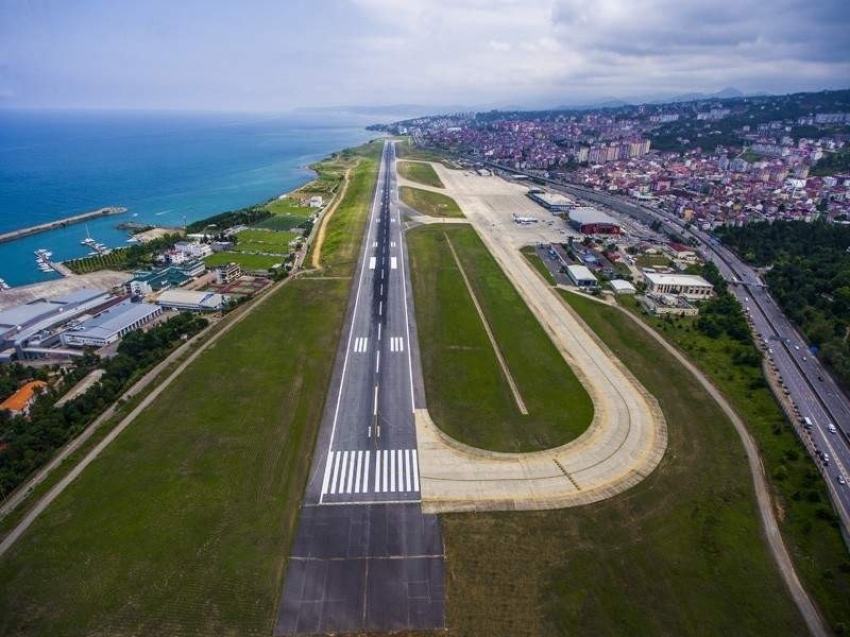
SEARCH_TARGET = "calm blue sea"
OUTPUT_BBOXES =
[0,109,378,287]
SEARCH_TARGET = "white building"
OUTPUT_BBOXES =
[60,301,162,348]
[643,272,713,301]
[609,279,637,295]
[156,289,227,312]
[566,265,598,288]
[309,196,324,208]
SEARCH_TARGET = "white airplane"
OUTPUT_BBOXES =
[512,213,539,225]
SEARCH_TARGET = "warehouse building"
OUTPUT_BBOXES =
[609,279,637,295]
[61,300,162,348]
[643,272,714,301]
[527,189,574,213]
[0,288,113,353]
[568,207,622,235]
[566,264,598,288]
[156,289,227,312]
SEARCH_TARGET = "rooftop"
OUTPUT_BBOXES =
[156,289,225,310]
[0,301,59,329]
[644,272,713,287]
[67,301,160,341]
[51,288,108,305]
[567,264,597,281]
[569,207,621,227]
[0,380,48,413]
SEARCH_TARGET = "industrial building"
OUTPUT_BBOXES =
[60,300,162,348]
[643,272,714,301]
[566,264,598,288]
[156,289,227,312]
[0,288,113,358]
[568,207,622,235]
[527,189,574,213]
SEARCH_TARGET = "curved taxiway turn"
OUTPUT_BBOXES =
[398,165,668,513]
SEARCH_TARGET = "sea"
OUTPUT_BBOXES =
[0,109,379,287]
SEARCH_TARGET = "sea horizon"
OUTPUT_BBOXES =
[0,109,380,287]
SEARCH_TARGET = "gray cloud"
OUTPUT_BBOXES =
[0,0,846,111]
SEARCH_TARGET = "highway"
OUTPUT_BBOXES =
[548,182,850,533]
[275,141,444,635]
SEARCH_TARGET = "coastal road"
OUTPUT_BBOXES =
[275,141,444,635]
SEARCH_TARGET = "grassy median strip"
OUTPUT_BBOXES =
[0,144,381,636]
[408,224,592,452]
[396,160,444,188]
[400,185,464,218]
[441,291,807,635]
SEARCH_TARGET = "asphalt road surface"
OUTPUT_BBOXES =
[275,141,445,635]
[551,183,850,532]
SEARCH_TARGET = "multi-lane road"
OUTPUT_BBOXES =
[275,141,444,635]
[549,182,850,532]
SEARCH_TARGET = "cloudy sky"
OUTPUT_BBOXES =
[1,0,848,112]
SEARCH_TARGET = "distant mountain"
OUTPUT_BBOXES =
[551,87,749,111]
[290,103,470,124]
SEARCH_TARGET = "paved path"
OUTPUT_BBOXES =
[310,165,354,270]
[414,166,668,513]
[614,302,828,637]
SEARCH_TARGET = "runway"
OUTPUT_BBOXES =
[275,141,444,634]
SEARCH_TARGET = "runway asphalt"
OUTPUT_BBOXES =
[275,141,444,635]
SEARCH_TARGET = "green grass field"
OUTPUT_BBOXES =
[396,160,444,188]
[203,252,284,271]
[0,278,348,636]
[235,228,300,250]
[408,224,592,452]
[265,196,313,217]
[440,292,807,635]
[618,296,850,633]
[399,186,464,218]
[316,143,382,277]
[0,143,383,636]
[636,254,672,268]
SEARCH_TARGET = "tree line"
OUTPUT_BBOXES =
[717,220,850,386]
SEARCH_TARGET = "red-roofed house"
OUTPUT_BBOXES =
[0,380,48,417]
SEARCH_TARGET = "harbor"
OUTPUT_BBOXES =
[0,207,126,244]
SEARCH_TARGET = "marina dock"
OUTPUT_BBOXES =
[0,207,127,244]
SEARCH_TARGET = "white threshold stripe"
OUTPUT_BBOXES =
[320,451,334,496]
[383,449,389,492]
[323,448,420,498]
[354,451,363,494]
[329,452,342,495]
[345,451,356,493]
[412,450,420,492]
[339,452,350,495]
